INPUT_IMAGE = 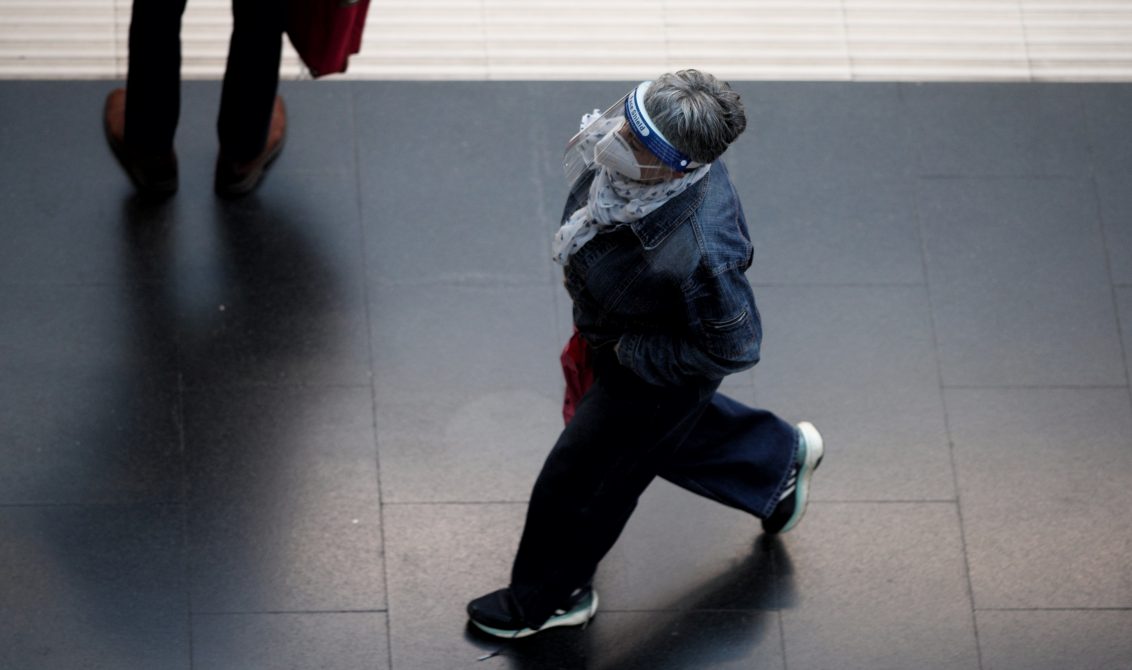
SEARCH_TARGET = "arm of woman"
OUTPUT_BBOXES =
[614,264,762,387]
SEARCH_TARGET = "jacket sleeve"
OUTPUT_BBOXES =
[615,264,762,387]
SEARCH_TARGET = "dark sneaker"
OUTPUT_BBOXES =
[762,421,824,534]
[467,586,598,639]
[103,88,178,196]
[215,96,286,198]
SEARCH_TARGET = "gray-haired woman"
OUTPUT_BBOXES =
[467,70,824,639]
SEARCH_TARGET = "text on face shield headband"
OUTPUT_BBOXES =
[624,82,692,172]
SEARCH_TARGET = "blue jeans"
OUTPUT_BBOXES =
[510,350,797,627]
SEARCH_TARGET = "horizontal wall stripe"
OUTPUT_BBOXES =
[1,0,1130,80]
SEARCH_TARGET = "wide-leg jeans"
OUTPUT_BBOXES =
[510,349,798,627]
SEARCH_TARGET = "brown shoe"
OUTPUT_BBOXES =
[103,88,178,196]
[215,96,287,198]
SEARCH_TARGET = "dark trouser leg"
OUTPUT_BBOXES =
[124,0,189,152]
[510,353,719,627]
[658,392,798,519]
[217,0,284,161]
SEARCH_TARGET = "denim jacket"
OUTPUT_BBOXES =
[562,160,762,387]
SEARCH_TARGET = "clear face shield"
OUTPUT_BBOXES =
[562,81,699,186]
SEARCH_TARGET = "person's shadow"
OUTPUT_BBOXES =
[466,534,796,670]
[16,185,345,667]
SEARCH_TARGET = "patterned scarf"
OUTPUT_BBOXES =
[552,163,711,266]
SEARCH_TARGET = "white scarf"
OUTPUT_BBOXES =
[552,163,711,266]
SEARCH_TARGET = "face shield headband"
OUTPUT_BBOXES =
[623,81,694,173]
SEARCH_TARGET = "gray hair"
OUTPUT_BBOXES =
[643,69,747,164]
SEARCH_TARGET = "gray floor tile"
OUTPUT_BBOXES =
[355,83,559,285]
[904,83,1091,176]
[166,171,366,285]
[1081,85,1132,175]
[0,82,124,188]
[0,283,177,382]
[0,177,158,285]
[370,283,571,503]
[0,82,357,286]
[947,387,1132,609]
[370,282,561,396]
[752,286,955,501]
[1120,288,1132,383]
[383,502,786,670]
[0,254,180,506]
[168,173,370,388]
[598,480,786,612]
[779,503,979,670]
[377,388,559,503]
[185,386,385,613]
[192,612,390,670]
[1097,171,1132,286]
[274,81,357,175]
[976,609,1132,670]
[919,177,1124,387]
[583,610,785,670]
[178,277,371,388]
[729,82,915,180]
[472,611,784,670]
[0,376,181,505]
[383,503,528,669]
[5,79,1132,670]
[0,505,189,670]
[743,173,925,285]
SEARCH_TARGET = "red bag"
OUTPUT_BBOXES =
[560,330,595,425]
[287,0,371,77]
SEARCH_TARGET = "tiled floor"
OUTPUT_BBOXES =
[1,80,1131,669]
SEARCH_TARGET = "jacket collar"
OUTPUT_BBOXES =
[627,166,712,250]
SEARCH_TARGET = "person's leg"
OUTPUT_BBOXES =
[506,353,719,628]
[217,0,284,161]
[106,0,186,194]
[657,392,798,519]
[124,0,189,152]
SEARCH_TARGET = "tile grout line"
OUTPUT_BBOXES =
[917,173,1096,181]
[977,606,1132,612]
[911,163,986,669]
[374,499,962,507]
[943,384,1130,391]
[1080,87,1132,424]
[192,608,391,616]
[347,81,397,670]
[177,371,197,670]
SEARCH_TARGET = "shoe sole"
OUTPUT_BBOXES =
[778,421,824,534]
[470,591,599,640]
[215,137,285,198]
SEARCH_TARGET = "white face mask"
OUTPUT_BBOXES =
[593,130,643,180]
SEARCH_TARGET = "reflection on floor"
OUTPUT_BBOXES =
[1,80,1131,670]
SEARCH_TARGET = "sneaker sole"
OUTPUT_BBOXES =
[778,421,824,534]
[471,591,599,640]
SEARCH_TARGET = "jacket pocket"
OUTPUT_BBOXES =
[701,308,756,358]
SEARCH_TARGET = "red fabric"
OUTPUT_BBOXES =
[561,330,596,425]
[286,0,370,77]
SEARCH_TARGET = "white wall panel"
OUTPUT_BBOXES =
[0,0,1130,80]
